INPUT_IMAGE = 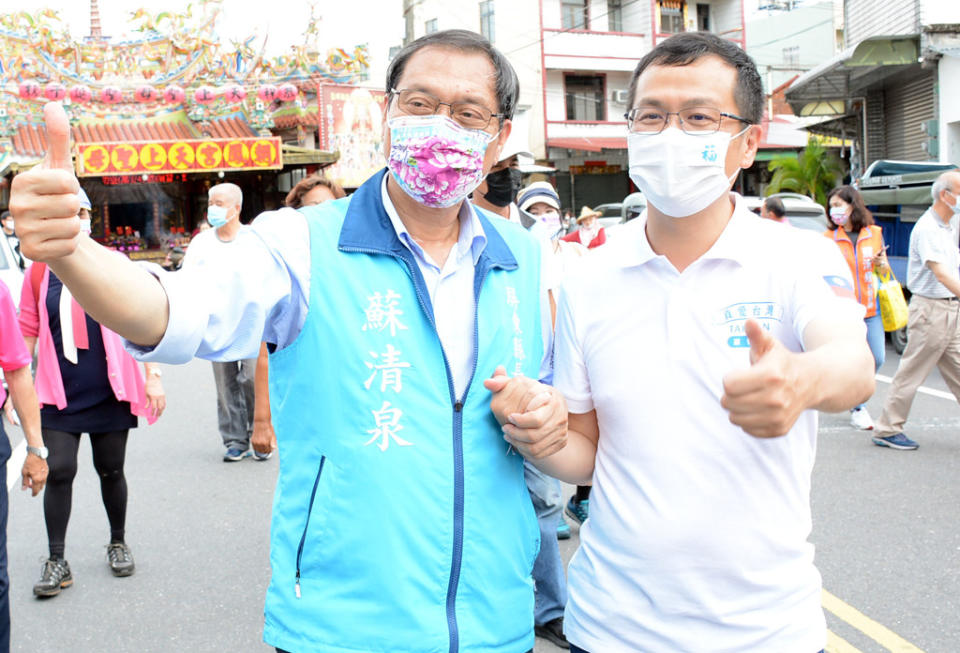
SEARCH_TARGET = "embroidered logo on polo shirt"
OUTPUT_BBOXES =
[714,302,784,348]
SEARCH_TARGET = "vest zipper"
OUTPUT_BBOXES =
[295,455,327,599]
[341,244,498,653]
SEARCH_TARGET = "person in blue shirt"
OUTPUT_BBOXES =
[11,29,566,653]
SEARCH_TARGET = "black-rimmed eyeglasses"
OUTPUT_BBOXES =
[624,106,753,134]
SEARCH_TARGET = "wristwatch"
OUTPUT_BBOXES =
[149,368,163,378]
[26,445,48,460]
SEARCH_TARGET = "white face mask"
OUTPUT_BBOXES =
[627,127,747,218]
[79,219,92,234]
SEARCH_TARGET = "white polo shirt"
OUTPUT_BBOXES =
[554,196,863,653]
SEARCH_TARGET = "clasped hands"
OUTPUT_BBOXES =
[483,366,568,459]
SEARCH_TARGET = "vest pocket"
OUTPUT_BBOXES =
[295,455,327,598]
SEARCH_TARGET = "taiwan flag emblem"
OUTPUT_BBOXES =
[823,275,856,300]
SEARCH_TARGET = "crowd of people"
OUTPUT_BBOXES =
[0,25,955,653]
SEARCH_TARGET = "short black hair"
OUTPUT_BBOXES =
[763,197,785,218]
[0,211,9,221]
[627,32,763,125]
[386,29,519,122]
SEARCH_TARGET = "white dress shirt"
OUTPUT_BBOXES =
[130,177,554,396]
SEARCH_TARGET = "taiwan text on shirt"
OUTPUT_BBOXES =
[553,194,864,653]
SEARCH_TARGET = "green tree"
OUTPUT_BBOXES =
[765,139,844,206]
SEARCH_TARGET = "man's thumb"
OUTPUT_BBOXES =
[745,319,774,365]
[42,102,73,172]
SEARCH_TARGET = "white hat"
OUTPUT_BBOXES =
[517,182,560,213]
[78,188,91,210]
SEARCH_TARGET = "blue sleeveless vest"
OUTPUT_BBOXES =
[264,170,544,653]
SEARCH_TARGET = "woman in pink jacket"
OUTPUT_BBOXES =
[19,234,165,598]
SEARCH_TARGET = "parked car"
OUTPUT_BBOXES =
[593,203,624,230]
[621,192,647,221]
[0,234,23,303]
[741,193,829,232]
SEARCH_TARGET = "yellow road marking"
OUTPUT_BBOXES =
[822,589,926,653]
[826,629,863,653]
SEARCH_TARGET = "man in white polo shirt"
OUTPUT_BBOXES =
[486,32,875,652]
[872,169,960,450]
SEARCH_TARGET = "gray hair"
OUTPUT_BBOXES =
[931,172,958,202]
[209,183,243,209]
[386,29,519,123]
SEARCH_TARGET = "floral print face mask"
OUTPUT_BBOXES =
[387,115,498,209]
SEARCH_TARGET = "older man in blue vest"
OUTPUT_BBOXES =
[11,30,564,653]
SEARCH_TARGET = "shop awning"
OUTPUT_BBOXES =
[282,144,339,166]
[785,35,920,117]
[546,137,626,153]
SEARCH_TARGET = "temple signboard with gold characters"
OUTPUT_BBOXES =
[75,138,283,177]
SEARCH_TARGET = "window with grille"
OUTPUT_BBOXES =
[480,1,495,41]
[565,75,606,121]
[561,0,588,30]
[608,0,623,31]
[659,0,685,34]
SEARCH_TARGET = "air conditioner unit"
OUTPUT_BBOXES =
[610,89,630,104]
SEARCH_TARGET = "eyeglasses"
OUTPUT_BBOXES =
[624,106,753,134]
[390,88,503,130]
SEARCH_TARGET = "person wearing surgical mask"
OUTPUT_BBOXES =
[824,185,888,432]
[488,31,874,653]
[472,140,532,224]
[181,183,263,463]
[10,29,562,653]
[872,170,960,451]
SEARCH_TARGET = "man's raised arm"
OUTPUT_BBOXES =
[10,103,171,347]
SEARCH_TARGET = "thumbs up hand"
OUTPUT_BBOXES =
[721,319,807,438]
[9,102,82,262]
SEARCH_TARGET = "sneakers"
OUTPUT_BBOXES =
[557,519,571,540]
[872,433,919,450]
[106,542,136,577]
[33,558,73,597]
[850,407,875,430]
[223,447,252,462]
[253,449,273,461]
[535,617,570,649]
[565,497,589,525]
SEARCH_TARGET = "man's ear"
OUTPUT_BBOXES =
[493,119,512,160]
[739,123,761,169]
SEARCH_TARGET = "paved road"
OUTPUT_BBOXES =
[3,341,958,652]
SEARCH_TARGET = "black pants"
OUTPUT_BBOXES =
[0,420,10,652]
[42,428,129,558]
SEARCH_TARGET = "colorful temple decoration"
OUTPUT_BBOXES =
[0,1,368,164]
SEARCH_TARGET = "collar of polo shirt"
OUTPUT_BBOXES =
[612,192,754,269]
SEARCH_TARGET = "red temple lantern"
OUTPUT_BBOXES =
[100,86,123,104]
[163,85,186,104]
[44,82,67,101]
[134,85,157,103]
[69,85,92,103]
[257,84,278,103]
[193,85,217,105]
[277,83,298,102]
[222,84,246,103]
[18,81,41,100]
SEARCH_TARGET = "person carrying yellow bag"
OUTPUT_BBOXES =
[825,185,889,430]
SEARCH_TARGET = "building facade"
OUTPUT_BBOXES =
[403,0,746,211]
[786,0,960,177]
